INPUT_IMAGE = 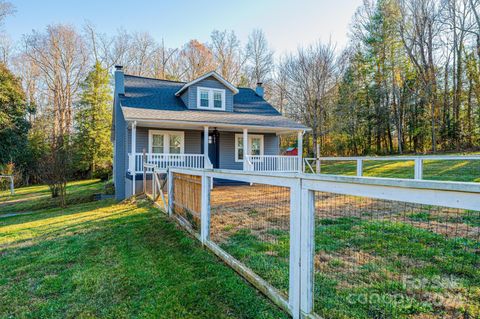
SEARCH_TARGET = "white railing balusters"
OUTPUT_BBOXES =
[245,155,298,172]
[129,153,206,173]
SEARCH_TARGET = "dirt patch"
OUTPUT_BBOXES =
[210,184,290,243]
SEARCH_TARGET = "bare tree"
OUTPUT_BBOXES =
[0,35,11,64]
[399,0,442,152]
[151,39,178,80]
[23,25,87,203]
[271,59,289,114]
[180,39,216,81]
[108,28,133,71]
[210,30,246,84]
[282,41,337,157]
[245,29,274,86]
[24,25,87,135]
[0,0,13,23]
[83,22,116,68]
[12,53,41,122]
[0,0,14,66]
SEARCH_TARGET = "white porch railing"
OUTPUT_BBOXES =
[245,155,299,172]
[129,153,205,173]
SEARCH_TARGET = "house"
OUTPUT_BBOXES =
[112,66,309,200]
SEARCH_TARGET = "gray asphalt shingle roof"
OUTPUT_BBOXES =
[120,75,308,131]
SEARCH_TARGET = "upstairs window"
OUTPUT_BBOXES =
[199,90,209,107]
[213,91,223,108]
[197,87,226,110]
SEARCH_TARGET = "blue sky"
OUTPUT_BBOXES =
[6,0,362,54]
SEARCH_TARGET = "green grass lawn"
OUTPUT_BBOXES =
[0,179,104,215]
[220,215,480,319]
[313,155,480,182]
[0,186,288,318]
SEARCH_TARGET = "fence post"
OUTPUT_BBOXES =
[300,187,315,317]
[200,172,211,244]
[152,171,156,200]
[289,179,302,319]
[143,148,146,194]
[9,176,14,195]
[316,159,321,174]
[414,158,423,180]
[167,169,174,216]
[356,159,363,177]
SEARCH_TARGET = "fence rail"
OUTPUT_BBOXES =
[304,155,480,180]
[145,168,480,319]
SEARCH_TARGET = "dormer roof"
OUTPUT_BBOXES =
[174,71,239,96]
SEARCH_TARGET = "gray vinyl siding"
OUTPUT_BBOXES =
[127,127,202,154]
[264,134,280,155]
[113,96,127,200]
[183,76,234,112]
[219,131,242,170]
[218,132,279,170]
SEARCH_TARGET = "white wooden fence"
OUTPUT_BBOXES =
[304,155,480,180]
[145,167,480,319]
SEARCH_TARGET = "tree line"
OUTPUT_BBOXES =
[293,0,480,156]
[0,0,479,201]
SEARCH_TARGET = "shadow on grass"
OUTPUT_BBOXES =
[0,200,288,319]
[0,180,105,215]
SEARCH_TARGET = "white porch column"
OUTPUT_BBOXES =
[204,126,212,169]
[131,121,137,195]
[243,128,249,171]
[297,131,303,172]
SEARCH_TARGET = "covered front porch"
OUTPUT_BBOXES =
[127,120,304,174]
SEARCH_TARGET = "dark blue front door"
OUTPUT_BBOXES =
[202,130,220,168]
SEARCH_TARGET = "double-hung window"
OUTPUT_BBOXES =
[235,134,264,162]
[149,130,185,154]
[197,87,226,110]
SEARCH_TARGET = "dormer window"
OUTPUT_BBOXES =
[197,87,226,110]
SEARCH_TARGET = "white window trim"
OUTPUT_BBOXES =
[196,86,226,111]
[148,130,185,154]
[235,134,264,162]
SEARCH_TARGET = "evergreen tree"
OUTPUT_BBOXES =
[0,63,29,169]
[74,62,112,179]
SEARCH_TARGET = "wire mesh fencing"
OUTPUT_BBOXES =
[144,167,480,318]
[171,172,202,233]
[143,168,168,212]
[209,180,291,297]
[313,192,480,319]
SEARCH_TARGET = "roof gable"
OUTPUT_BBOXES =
[174,71,239,96]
